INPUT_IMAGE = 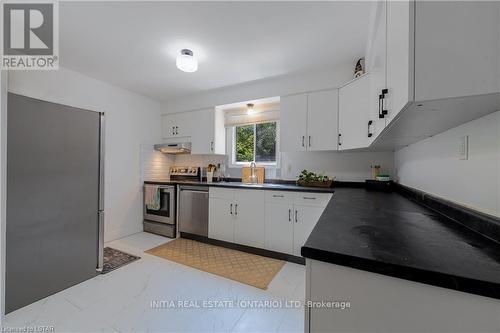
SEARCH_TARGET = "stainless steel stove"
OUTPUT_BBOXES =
[143,167,201,238]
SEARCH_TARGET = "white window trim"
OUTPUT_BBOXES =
[228,121,280,169]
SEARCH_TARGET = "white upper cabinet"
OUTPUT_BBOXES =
[162,108,225,154]
[364,0,500,150]
[280,90,338,152]
[366,0,388,135]
[338,74,372,150]
[280,93,308,152]
[414,1,500,102]
[161,112,192,138]
[174,112,192,138]
[385,0,414,124]
[190,108,225,155]
[161,114,178,138]
[307,90,339,151]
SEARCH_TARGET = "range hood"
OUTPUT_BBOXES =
[154,142,191,154]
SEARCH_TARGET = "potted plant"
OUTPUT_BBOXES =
[296,170,333,188]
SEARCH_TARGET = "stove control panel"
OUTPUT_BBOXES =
[169,166,199,176]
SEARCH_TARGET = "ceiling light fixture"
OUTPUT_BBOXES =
[176,49,198,73]
[247,103,255,115]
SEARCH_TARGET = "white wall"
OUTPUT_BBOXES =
[163,64,353,113]
[8,68,162,241]
[141,144,174,182]
[395,111,500,217]
[282,151,394,181]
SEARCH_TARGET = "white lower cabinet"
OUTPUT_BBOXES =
[265,202,294,254]
[208,188,265,248]
[292,205,325,256]
[233,190,265,248]
[208,197,234,243]
[209,188,331,257]
[264,191,332,257]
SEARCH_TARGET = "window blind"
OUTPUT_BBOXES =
[224,109,280,127]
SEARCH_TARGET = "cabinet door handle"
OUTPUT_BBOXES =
[288,209,292,222]
[295,210,298,223]
[381,89,388,116]
[368,120,373,138]
[308,136,311,147]
[302,136,305,147]
[210,141,214,152]
[303,196,316,200]
[338,133,342,146]
[230,203,233,215]
[272,194,284,198]
[234,204,238,215]
[378,94,384,119]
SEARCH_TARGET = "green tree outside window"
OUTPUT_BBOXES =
[235,122,277,163]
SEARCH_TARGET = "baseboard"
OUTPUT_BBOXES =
[180,232,305,265]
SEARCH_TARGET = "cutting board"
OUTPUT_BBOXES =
[241,167,265,184]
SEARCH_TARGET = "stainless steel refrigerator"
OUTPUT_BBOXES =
[6,93,104,313]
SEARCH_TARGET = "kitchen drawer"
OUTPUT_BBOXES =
[209,187,235,200]
[265,191,294,204]
[293,192,332,207]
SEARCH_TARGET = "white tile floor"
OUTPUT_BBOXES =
[4,232,306,333]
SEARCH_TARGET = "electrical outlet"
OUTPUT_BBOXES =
[459,135,468,160]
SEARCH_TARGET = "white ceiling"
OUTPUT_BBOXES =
[60,1,371,102]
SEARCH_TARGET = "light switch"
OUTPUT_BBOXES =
[459,135,468,160]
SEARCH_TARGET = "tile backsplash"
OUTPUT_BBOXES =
[141,147,394,183]
[174,154,226,169]
[140,144,174,181]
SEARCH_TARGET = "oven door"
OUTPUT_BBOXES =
[144,186,175,225]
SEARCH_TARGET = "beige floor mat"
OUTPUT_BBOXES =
[146,238,285,290]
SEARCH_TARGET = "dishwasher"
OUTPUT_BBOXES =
[178,185,209,238]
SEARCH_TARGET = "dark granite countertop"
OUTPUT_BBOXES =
[144,180,336,193]
[301,188,500,299]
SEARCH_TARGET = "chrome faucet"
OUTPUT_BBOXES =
[249,162,258,184]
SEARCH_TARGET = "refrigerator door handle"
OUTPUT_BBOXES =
[97,112,105,272]
[99,112,105,211]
